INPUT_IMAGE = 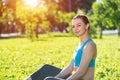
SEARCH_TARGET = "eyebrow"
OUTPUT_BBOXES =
[73,23,81,26]
[72,23,81,27]
[72,22,81,24]
[72,22,82,26]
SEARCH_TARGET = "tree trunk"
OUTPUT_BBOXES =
[118,26,120,37]
[100,25,103,39]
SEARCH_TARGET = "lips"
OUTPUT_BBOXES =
[75,31,80,34]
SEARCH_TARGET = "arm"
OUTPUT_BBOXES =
[67,42,97,80]
[55,60,74,79]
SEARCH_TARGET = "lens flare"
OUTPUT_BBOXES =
[24,0,38,7]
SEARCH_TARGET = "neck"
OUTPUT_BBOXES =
[80,32,90,44]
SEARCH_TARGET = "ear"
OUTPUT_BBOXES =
[85,24,89,30]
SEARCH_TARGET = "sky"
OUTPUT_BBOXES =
[96,0,102,2]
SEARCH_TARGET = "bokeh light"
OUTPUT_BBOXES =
[24,0,38,7]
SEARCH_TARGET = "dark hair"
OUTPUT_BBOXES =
[72,14,90,30]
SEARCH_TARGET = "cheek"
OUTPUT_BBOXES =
[81,26,86,30]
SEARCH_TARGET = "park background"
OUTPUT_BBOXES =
[0,0,120,80]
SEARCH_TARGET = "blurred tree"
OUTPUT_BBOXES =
[0,0,15,36]
[0,1,5,36]
[91,0,120,38]
[6,0,16,11]
[57,0,95,12]
[46,13,57,31]
[16,0,48,41]
[57,0,77,12]
[45,1,58,31]
[6,0,16,23]
[102,0,120,36]
[45,0,76,32]
[76,0,96,12]
[56,11,75,33]
[45,0,57,3]
[91,2,106,39]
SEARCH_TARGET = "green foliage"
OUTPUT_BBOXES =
[0,1,15,34]
[57,11,75,23]
[16,1,47,40]
[91,0,120,37]
[76,0,96,12]
[41,21,50,31]
[57,11,75,33]
[0,34,119,80]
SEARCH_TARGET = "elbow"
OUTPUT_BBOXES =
[67,70,86,80]
[67,66,74,74]
[77,68,87,77]
[67,63,74,73]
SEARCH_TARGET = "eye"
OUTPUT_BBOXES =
[77,24,81,27]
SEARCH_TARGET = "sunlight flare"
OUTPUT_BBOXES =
[24,0,38,7]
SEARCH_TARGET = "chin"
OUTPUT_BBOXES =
[75,34,81,37]
[74,33,81,37]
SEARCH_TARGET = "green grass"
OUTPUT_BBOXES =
[0,33,120,80]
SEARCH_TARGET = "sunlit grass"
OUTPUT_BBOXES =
[0,33,119,80]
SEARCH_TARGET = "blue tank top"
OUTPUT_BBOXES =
[73,38,95,67]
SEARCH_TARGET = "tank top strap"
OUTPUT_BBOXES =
[81,38,92,49]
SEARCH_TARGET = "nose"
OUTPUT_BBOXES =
[73,26,78,31]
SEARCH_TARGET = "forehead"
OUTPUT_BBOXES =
[72,18,84,25]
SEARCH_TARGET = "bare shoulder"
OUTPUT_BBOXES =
[88,41,96,48]
[84,41,96,50]
[83,41,97,58]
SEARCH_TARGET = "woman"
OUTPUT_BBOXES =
[25,14,97,80]
[54,14,97,80]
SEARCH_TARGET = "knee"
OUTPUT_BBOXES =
[24,76,32,80]
[42,64,52,68]
[44,76,54,80]
[41,64,53,70]
[42,64,61,70]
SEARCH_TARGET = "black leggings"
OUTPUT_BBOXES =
[30,64,62,80]
[28,64,83,80]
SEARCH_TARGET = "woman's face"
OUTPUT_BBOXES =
[72,18,89,37]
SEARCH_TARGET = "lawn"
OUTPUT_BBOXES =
[0,33,120,80]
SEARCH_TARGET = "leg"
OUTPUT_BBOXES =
[24,76,32,80]
[24,64,62,80]
[44,76,65,80]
